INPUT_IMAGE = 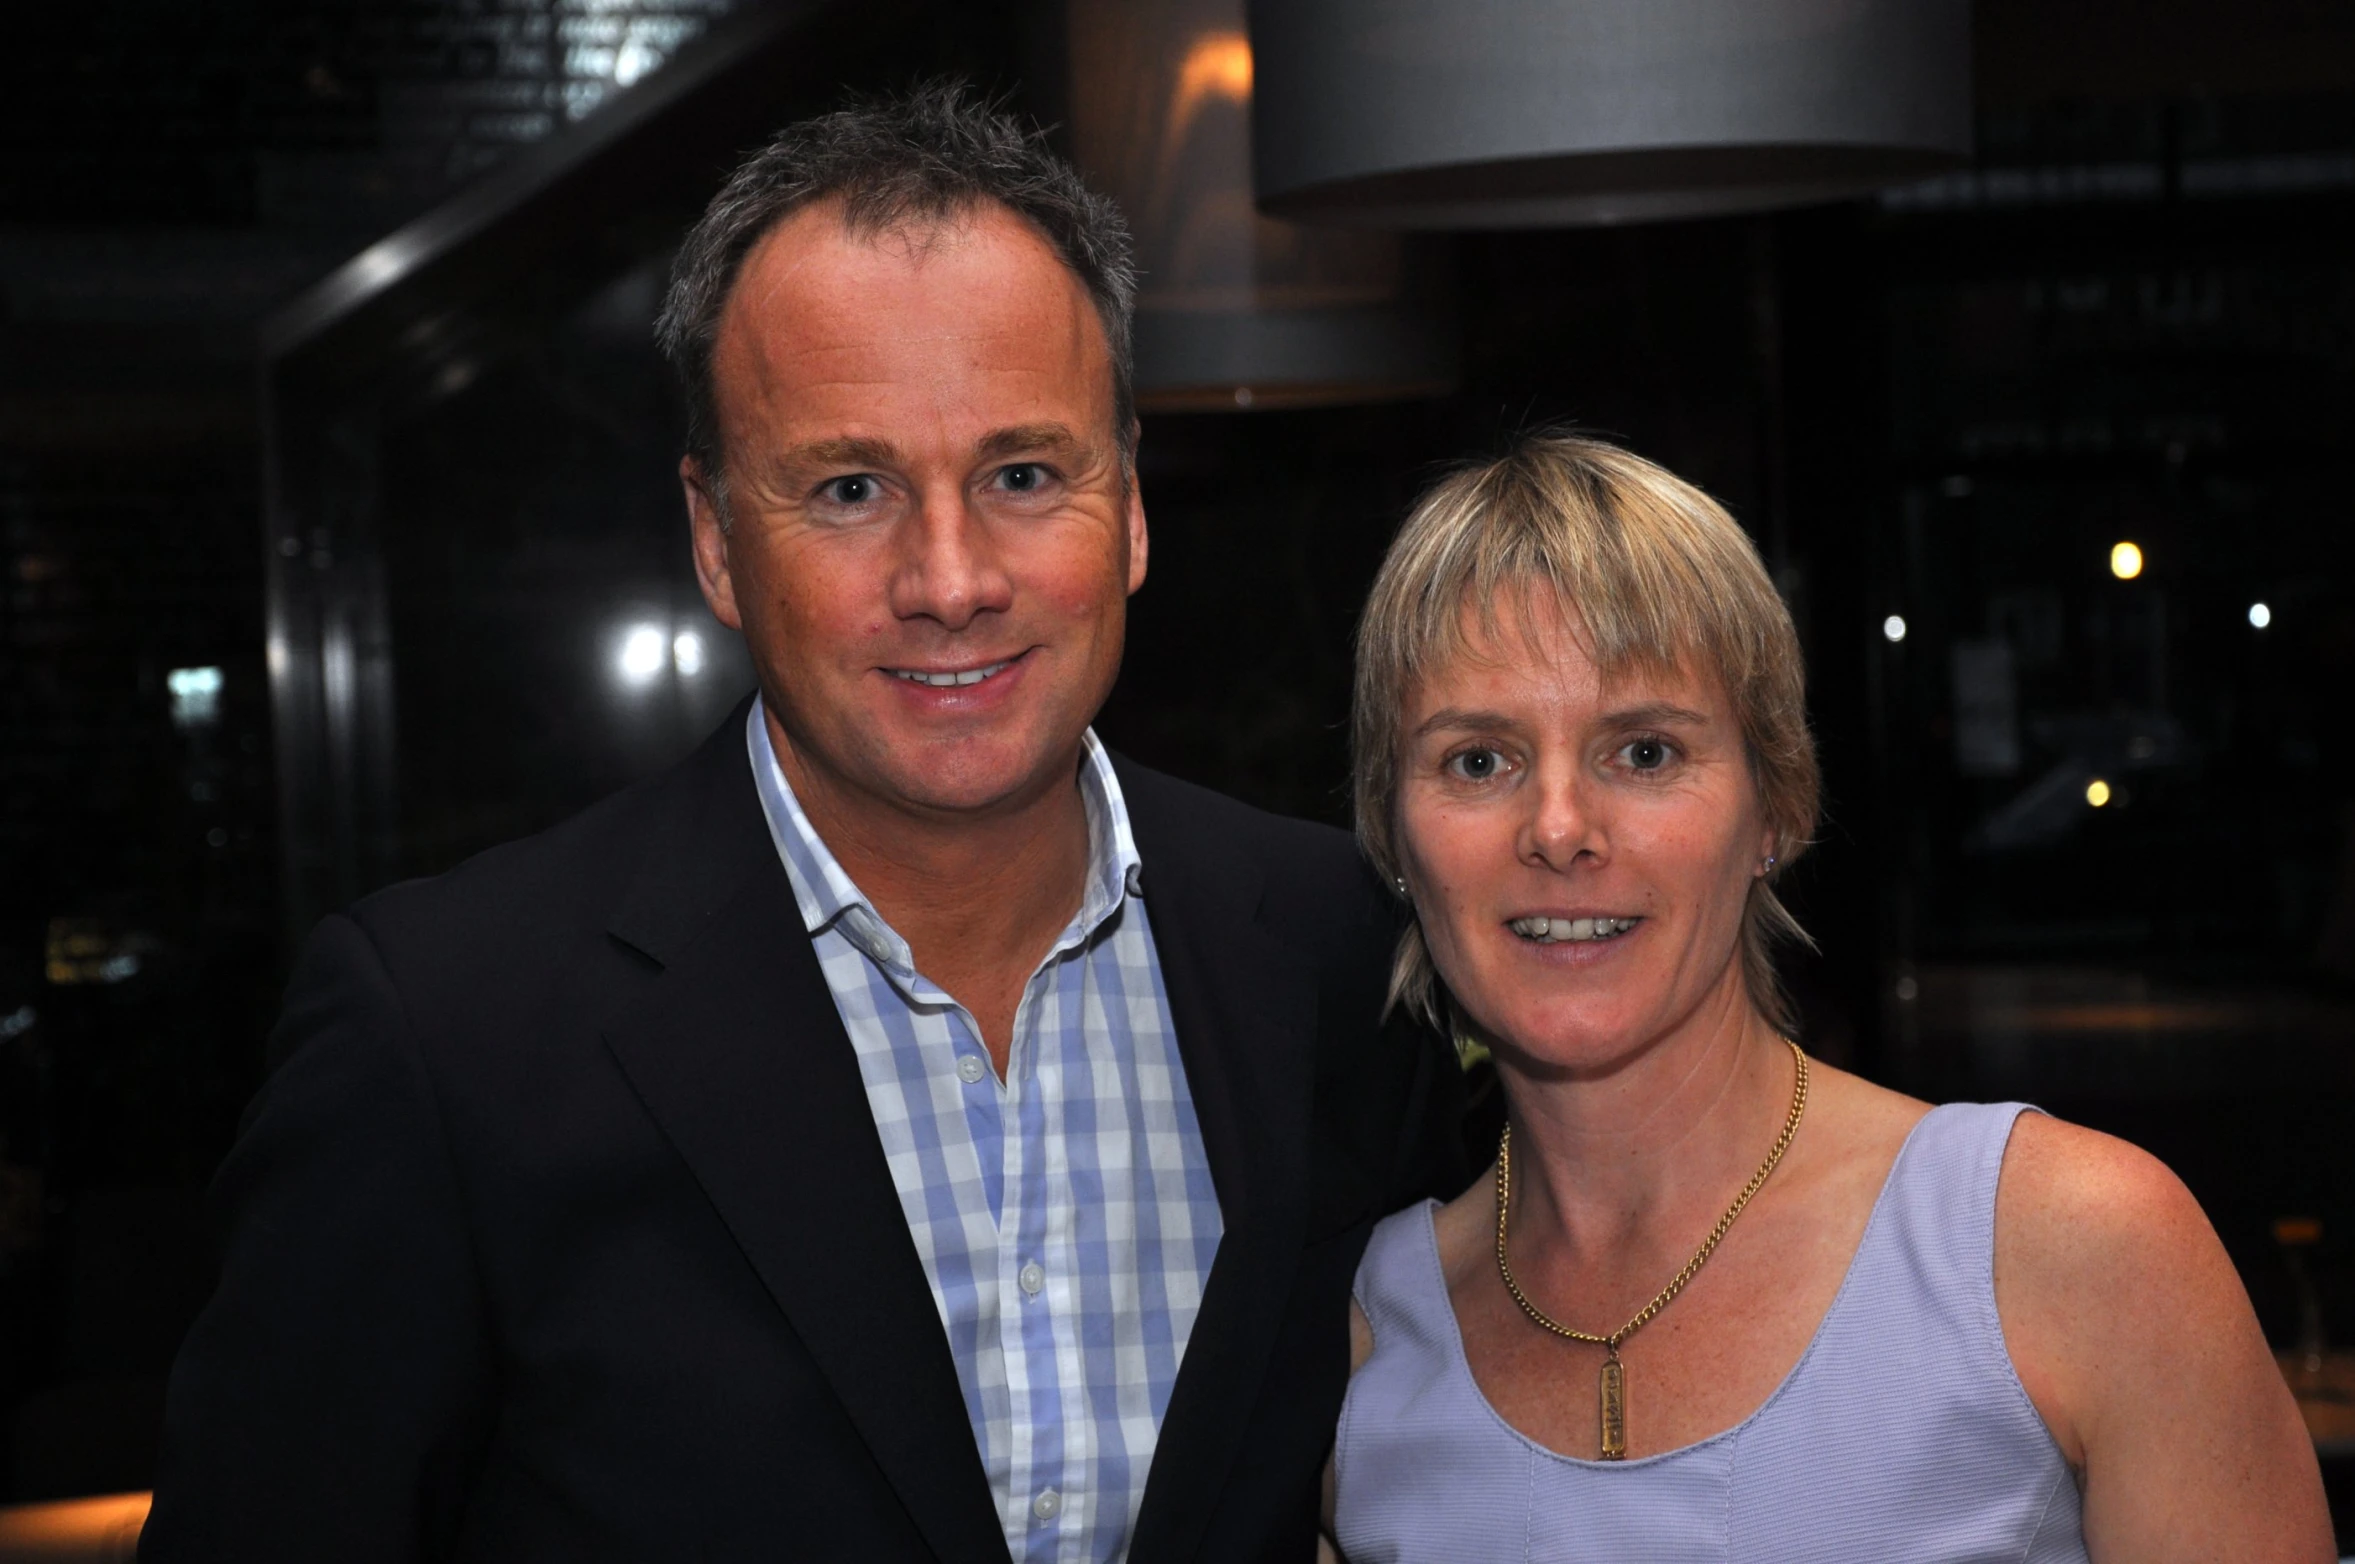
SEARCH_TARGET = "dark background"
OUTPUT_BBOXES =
[4,0,2354,1530]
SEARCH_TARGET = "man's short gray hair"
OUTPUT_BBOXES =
[654,80,1138,511]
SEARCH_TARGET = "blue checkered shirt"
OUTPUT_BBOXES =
[746,706,1223,1563]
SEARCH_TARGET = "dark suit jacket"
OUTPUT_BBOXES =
[142,708,1465,1562]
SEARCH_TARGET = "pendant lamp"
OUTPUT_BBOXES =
[1247,0,1972,228]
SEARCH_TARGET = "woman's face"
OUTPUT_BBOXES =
[1395,589,1772,1074]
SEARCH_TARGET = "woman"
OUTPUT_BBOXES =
[1322,432,2330,1562]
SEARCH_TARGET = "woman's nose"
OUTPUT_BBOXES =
[1522,773,1604,871]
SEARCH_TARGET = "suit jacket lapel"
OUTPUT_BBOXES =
[1117,762,1320,1564]
[600,713,1006,1564]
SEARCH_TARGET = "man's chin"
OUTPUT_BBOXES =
[861,735,1083,820]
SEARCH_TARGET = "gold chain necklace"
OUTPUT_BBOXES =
[1494,1039,1808,1461]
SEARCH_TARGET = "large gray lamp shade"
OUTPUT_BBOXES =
[1247,0,1973,228]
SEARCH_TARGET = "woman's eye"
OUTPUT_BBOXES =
[820,474,881,506]
[1622,737,1673,772]
[1446,748,1507,782]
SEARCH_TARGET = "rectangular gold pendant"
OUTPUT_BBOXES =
[1599,1354,1627,1461]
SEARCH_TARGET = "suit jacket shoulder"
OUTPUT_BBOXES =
[1109,755,1398,976]
[325,711,769,1056]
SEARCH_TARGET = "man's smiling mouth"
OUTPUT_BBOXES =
[886,657,1016,688]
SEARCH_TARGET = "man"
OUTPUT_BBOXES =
[142,84,1463,1563]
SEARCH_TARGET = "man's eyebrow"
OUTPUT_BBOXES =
[974,423,1085,463]
[781,435,903,472]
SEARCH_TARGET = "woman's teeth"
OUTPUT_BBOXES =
[890,659,1010,688]
[1509,915,1639,944]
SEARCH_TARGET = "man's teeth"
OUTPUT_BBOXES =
[1509,915,1640,943]
[891,660,1011,688]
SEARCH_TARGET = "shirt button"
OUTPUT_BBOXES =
[1018,1262,1045,1296]
[1032,1488,1061,1521]
[955,1055,987,1084]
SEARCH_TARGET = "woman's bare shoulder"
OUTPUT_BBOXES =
[1803,1062,1931,1152]
[1995,1111,2220,1292]
[1992,1111,2330,1557]
[1993,1112,2252,1456]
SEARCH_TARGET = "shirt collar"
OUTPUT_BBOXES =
[745,702,1143,971]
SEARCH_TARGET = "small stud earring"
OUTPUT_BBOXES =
[1761,855,1778,874]
[1394,876,1410,897]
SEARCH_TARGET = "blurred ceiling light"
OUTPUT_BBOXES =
[617,625,667,686]
[2248,601,2272,629]
[612,37,661,88]
[2084,778,2113,808]
[1066,0,1456,410]
[1882,614,1907,643]
[1175,30,1254,121]
[1249,0,1972,227]
[2109,541,2144,580]
[167,665,224,729]
[672,630,707,678]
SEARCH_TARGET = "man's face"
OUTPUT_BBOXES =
[687,200,1145,823]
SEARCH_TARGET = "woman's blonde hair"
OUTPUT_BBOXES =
[1351,430,1820,1036]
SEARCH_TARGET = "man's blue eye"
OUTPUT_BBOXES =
[1001,464,1043,491]
[825,475,877,505]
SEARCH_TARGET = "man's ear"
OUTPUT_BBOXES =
[683,456,742,632]
[1123,427,1148,596]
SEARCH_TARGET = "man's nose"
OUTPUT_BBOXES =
[887,487,1015,631]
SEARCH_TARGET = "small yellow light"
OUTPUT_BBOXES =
[2109,541,2143,580]
[2085,778,2112,808]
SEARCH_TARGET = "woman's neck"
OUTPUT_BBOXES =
[1494,973,1796,1267]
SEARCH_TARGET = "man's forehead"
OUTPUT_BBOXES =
[728,197,1078,320]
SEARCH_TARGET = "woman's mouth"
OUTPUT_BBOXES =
[1507,915,1642,944]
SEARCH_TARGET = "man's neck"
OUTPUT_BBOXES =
[766,708,1094,1072]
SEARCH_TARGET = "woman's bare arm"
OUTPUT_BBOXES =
[1997,1113,2333,1562]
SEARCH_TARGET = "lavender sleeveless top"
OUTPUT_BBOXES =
[1334,1102,2089,1563]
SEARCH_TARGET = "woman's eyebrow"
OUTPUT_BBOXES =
[1599,701,1712,728]
[1411,707,1524,739]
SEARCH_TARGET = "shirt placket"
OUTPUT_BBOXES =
[851,916,1016,1512]
[1009,916,1120,1561]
